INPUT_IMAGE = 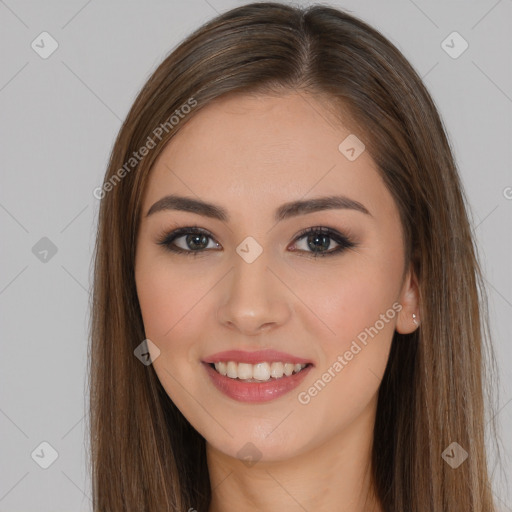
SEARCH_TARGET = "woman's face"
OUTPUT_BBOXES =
[134,91,419,462]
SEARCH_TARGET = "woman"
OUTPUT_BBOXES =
[89,3,501,511]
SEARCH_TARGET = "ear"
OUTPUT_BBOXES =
[395,263,421,334]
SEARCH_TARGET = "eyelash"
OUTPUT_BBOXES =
[156,225,356,259]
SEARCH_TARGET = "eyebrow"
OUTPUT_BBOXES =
[145,194,372,222]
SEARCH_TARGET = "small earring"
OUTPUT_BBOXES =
[412,313,419,326]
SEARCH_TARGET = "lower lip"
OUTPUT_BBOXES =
[202,362,313,403]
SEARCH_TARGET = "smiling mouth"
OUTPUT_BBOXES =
[208,361,313,382]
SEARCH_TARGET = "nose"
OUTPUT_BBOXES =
[216,249,292,336]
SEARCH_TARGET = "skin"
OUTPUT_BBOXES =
[134,91,420,512]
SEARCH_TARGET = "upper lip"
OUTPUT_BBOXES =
[203,349,314,366]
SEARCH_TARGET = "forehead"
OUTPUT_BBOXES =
[142,92,389,218]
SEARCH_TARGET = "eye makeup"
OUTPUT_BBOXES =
[155,224,358,259]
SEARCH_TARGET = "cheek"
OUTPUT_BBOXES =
[289,256,400,404]
[292,267,397,435]
[135,255,208,343]
[135,258,210,415]
[292,259,399,350]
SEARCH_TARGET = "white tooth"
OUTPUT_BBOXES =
[270,362,284,378]
[283,363,294,376]
[217,361,307,380]
[215,361,227,376]
[237,362,253,380]
[253,362,271,381]
[226,361,238,378]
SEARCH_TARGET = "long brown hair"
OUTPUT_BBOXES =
[88,3,502,510]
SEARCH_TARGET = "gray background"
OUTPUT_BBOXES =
[1,0,511,510]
